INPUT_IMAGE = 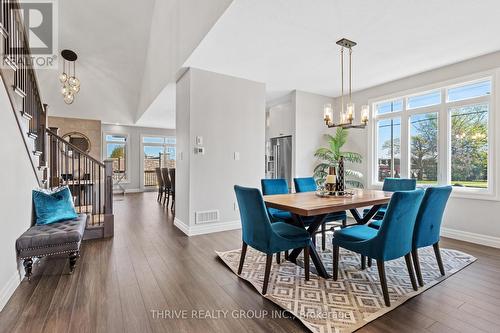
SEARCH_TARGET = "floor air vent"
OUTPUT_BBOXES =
[195,210,220,224]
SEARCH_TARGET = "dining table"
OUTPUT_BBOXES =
[263,189,393,278]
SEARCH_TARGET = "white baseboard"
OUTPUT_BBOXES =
[0,272,21,312]
[174,217,241,236]
[441,227,500,249]
[113,188,144,194]
[125,188,144,193]
[174,218,190,235]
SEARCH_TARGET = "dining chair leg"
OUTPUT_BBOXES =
[332,245,339,281]
[412,249,424,287]
[321,222,326,251]
[304,246,310,281]
[237,242,248,275]
[404,254,418,291]
[342,218,347,228]
[162,189,167,205]
[262,254,273,294]
[367,257,372,267]
[166,189,170,207]
[284,250,289,260]
[276,252,281,264]
[311,234,316,248]
[433,242,445,276]
[376,260,390,307]
[361,255,366,270]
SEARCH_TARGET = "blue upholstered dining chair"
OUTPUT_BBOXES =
[294,177,347,250]
[364,178,417,228]
[332,189,424,306]
[234,185,312,294]
[411,186,452,286]
[261,179,293,223]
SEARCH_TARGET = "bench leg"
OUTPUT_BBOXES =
[23,258,33,282]
[69,251,79,274]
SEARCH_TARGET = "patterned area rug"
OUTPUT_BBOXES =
[217,239,476,333]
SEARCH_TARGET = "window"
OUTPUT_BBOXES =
[450,104,488,188]
[142,136,176,187]
[407,91,440,109]
[370,76,493,196]
[377,118,401,181]
[447,80,491,102]
[410,113,438,185]
[105,134,128,181]
[376,99,403,115]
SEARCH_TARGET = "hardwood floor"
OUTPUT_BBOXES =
[1,192,500,333]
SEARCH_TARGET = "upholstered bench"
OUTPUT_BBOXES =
[16,214,87,280]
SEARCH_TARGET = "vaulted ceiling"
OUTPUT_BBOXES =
[186,0,500,101]
[37,0,232,129]
[37,0,155,125]
[38,0,500,128]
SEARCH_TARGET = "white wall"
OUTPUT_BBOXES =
[293,90,336,178]
[0,79,38,310]
[337,51,500,246]
[266,98,294,140]
[175,68,266,235]
[101,124,176,191]
[137,0,233,121]
[175,71,191,225]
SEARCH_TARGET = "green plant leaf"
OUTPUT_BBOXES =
[314,128,363,183]
[346,179,364,188]
[340,151,363,163]
[344,169,363,179]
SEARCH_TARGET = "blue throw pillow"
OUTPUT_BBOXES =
[33,186,78,225]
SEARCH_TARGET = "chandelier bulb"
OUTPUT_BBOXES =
[59,72,68,83]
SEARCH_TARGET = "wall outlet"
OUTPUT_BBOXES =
[194,147,205,155]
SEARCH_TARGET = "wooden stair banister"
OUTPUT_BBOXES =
[0,0,114,239]
[46,128,114,238]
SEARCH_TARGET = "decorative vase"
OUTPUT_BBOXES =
[337,156,345,194]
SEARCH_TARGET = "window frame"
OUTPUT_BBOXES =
[367,70,498,201]
[103,132,131,183]
[139,134,176,189]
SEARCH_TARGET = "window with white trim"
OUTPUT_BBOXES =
[371,77,493,195]
[105,134,128,181]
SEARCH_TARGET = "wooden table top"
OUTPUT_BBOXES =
[263,189,393,216]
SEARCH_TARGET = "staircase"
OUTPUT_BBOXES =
[0,0,113,239]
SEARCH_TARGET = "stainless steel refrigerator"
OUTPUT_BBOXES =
[268,136,292,190]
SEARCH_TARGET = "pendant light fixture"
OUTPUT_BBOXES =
[323,38,369,129]
[59,49,80,105]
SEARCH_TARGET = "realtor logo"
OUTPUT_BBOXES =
[19,1,53,54]
[9,0,58,68]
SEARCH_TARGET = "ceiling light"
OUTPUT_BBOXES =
[60,50,80,105]
[323,38,369,129]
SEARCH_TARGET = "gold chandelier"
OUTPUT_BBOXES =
[59,49,81,105]
[323,38,369,129]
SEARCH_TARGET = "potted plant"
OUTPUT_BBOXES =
[313,128,364,188]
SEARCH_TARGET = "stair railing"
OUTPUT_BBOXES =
[46,128,114,236]
[1,0,47,168]
[1,0,114,238]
